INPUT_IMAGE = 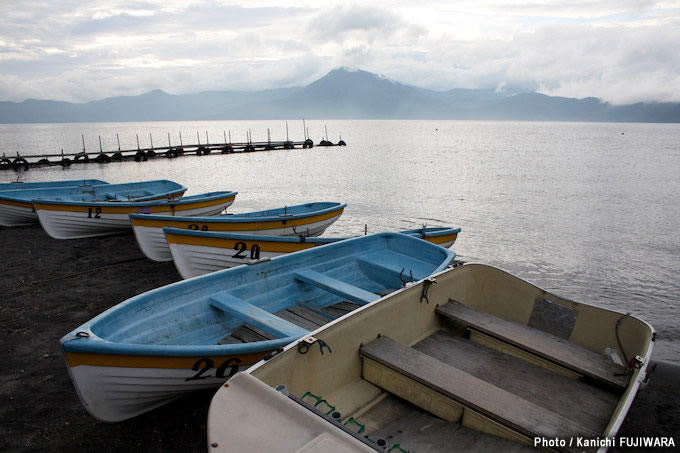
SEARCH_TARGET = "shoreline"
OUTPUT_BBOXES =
[1,225,677,452]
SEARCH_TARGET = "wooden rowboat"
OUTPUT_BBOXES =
[207,264,654,452]
[165,226,461,279]
[130,202,346,262]
[0,179,108,190]
[60,232,456,422]
[0,179,185,227]
[35,190,237,239]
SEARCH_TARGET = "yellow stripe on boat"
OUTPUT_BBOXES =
[424,232,458,245]
[130,207,345,230]
[33,194,234,215]
[165,232,320,252]
[64,351,267,368]
[0,199,34,209]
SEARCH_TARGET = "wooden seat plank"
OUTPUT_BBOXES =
[294,269,380,305]
[415,330,618,432]
[360,336,598,442]
[436,300,627,388]
[210,293,307,338]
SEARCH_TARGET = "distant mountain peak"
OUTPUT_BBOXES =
[1,68,678,123]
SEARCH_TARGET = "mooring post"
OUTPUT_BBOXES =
[223,131,227,144]
[197,131,200,145]
[286,121,289,141]
[325,125,329,141]
[267,128,271,144]
[179,131,183,146]
[99,136,103,153]
[168,132,171,147]
[206,130,209,145]
[82,135,86,153]
[150,133,153,149]
[116,133,121,151]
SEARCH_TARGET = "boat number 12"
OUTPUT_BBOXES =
[185,357,242,381]
[233,242,261,260]
[87,207,102,218]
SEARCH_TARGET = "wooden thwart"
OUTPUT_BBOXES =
[436,300,627,388]
[294,269,380,305]
[360,336,598,442]
[209,293,307,339]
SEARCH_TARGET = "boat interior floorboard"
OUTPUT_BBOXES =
[219,323,275,344]
[359,394,534,453]
[414,329,620,433]
[219,300,364,344]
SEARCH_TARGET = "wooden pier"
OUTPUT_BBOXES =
[0,133,347,172]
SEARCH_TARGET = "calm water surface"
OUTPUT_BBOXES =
[2,119,679,363]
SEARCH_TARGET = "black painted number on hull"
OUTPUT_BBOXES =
[233,242,261,260]
[185,357,242,381]
[188,224,209,231]
[87,207,102,218]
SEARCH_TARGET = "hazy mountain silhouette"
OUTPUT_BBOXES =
[1,68,678,123]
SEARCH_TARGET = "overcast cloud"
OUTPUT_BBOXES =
[0,1,678,104]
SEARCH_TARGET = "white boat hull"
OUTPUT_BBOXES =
[134,213,341,262]
[0,200,36,227]
[65,359,248,422]
[36,201,231,240]
[169,243,293,279]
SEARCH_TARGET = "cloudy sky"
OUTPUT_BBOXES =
[1,1,678,104]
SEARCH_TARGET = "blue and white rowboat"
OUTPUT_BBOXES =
[60,232,456,422]
[165,226,461,279]
[130,202,346,262]
[34,190,237,240]
[0,179,184,227]
[0,179,108,191]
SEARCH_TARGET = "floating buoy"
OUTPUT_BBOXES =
[95,154,112,163]
[12,157,29,171]
[146,150,156,158]
[338,140,346,146]
[74,153,89,163]
[0,158,12,170]
[36,158,50,165]
[111,152,123,160]
[221,145,233,154]
[134,150,147,162]
[60,158,72,167]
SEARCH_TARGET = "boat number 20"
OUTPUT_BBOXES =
[233,242,261,260]
[185,357,242,381]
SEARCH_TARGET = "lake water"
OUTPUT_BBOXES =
[1,119,679,363]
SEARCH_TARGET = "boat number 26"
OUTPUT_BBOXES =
[185,357,242,381]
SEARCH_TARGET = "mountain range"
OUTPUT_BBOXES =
[2,68,679,123]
